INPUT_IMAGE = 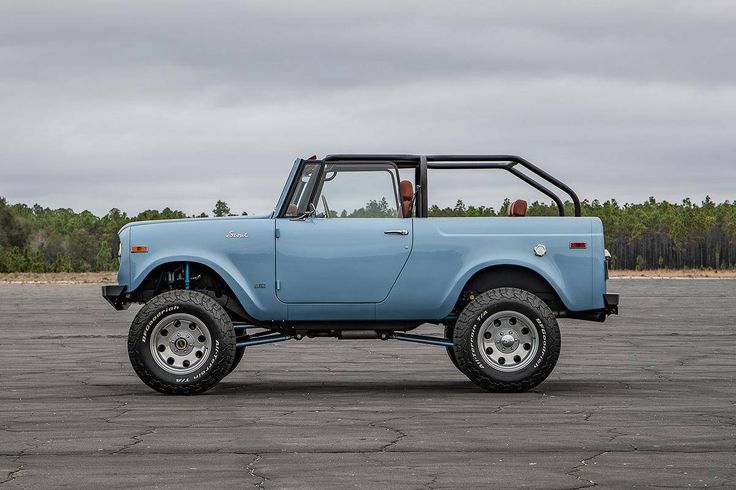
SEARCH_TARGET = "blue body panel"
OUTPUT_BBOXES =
[275,217,412,304]
[120,215,287,321]
[376,217,604,320]
[117,211,607,322]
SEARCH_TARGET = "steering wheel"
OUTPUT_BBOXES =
[321,195,332,218]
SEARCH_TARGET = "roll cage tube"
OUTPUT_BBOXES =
[322,154,582,217]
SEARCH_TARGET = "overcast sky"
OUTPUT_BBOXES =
[1,1,734,216]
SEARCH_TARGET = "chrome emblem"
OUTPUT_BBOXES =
[534,244,546,257]
[225,231,248,238]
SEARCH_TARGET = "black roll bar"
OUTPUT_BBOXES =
[507,167,565,215]
[323,154,581,217]
[425,155,581,217]
[419,155,428,217]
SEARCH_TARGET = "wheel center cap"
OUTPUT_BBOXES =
[170,332,194,355]
[500,334,515,347]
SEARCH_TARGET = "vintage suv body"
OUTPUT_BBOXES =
[103,154,618,395]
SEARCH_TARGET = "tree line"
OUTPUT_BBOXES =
[1,196,734,272]
[0,199,243,273]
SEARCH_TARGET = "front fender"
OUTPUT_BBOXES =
[129,254,278,319]
[123,217,285,321]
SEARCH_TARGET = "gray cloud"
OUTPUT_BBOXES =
[1,0,734,216]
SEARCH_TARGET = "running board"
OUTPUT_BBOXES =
[392,333,454,348]
[233,330,453,348]
[233,324,257,333]
[236,333,290,348]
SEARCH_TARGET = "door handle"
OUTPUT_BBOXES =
[384,229,409,235]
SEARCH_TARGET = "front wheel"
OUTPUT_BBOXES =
[452,288,561,392]
[128,290,236,395]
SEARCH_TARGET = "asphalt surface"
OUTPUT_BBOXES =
[1,280,735,489]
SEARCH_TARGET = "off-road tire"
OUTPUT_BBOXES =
[453,288,561,392]
[128,290,236,395]
[227,347,245,375]
[444,324,460,370]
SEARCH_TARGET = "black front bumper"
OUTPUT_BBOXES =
[102,285,129,310]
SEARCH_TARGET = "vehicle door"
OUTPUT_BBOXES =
[275,161,412,303]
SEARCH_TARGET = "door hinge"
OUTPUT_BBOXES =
[275,228,280,238]
[276,280,281,290]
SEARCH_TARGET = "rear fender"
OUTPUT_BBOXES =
[451,258,571,312]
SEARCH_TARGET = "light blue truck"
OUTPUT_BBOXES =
[103,154,618,394]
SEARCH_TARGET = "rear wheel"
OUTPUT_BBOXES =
[444,324,459,370]
[452,288,560,392]
[227,346,245,375]
[128,290,236,395]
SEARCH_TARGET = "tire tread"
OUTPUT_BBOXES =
[453,287,560,392]
[127,290,236,395]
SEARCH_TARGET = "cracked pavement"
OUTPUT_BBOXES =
[0,280,735,488]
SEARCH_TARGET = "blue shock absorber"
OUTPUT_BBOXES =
[184,262,190,290]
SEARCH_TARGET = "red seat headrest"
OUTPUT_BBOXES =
[399,180,414,217]
[507,199,528,217]
[400,180,414,201]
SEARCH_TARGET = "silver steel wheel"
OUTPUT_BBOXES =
[477,310,539,372]
[149,313,212,375]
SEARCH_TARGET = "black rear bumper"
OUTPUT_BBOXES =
[562,293,619,322]
[102,285,129,310]
[604,293,619,315]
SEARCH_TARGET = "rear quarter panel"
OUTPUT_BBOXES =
[376,217,605,320]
